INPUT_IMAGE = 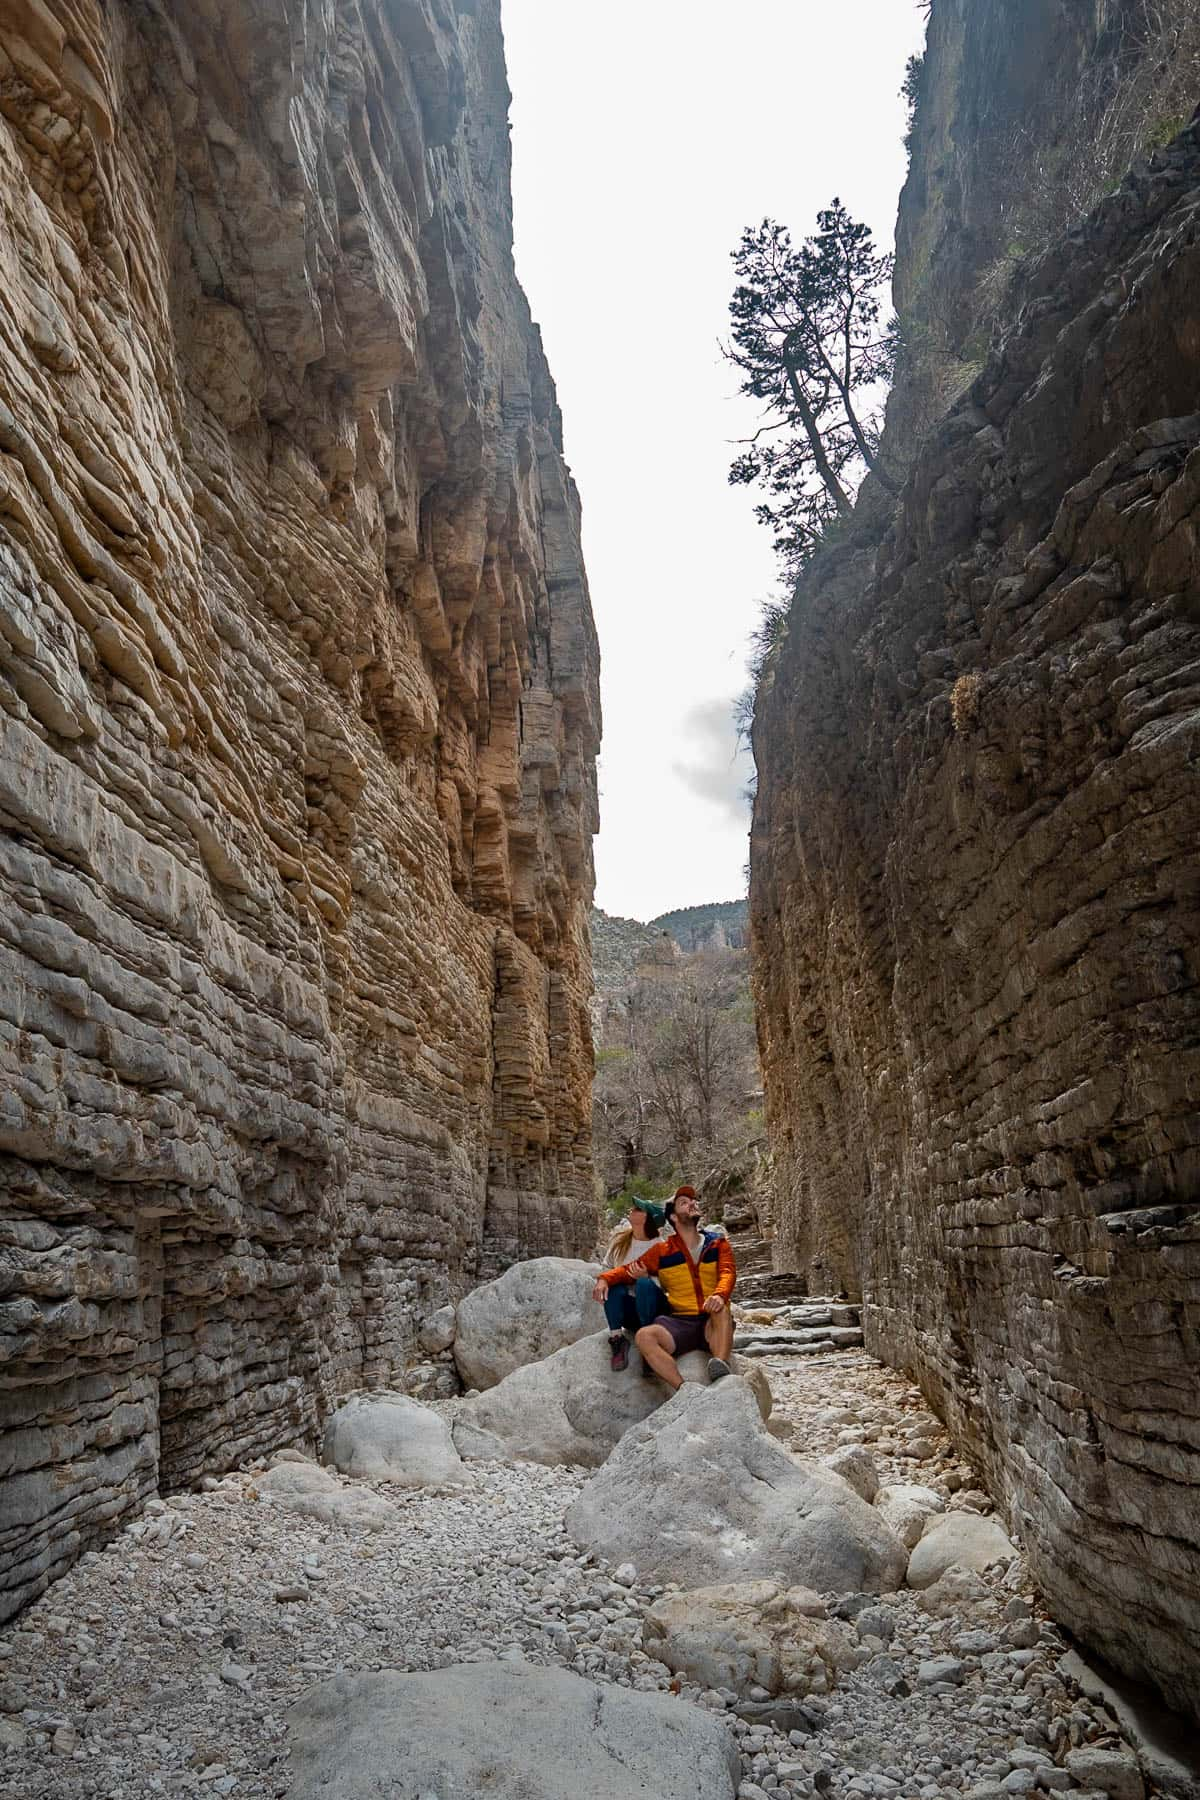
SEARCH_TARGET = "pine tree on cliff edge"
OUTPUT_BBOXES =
[728,201,899,580]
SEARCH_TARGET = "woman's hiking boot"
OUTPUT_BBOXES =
[608,1333,629,1372]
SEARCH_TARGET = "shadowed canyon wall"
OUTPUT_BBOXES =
[0,0,599,1619]
[751,4,1200,1722]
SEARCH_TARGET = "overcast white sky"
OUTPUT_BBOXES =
[503,1,927,922]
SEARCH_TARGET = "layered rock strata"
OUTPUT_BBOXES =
[750,119,1200,1714]
[0,0,599,1620]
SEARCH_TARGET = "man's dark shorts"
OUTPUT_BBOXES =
[660,1313,709,1356]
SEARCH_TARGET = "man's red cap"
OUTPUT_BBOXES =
[673,1185,697,1200]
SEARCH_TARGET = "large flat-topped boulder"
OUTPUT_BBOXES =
[566,1377,907,1592]
[453,1257,601,1390]
[455,1332,771,1467]
[287,1662,741,1800]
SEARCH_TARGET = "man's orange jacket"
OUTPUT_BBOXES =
[599,1229,736,1318]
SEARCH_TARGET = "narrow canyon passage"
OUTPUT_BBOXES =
[1,0,1198,1792]
[0,1335,1159,1800]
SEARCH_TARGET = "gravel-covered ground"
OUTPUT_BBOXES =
[0,1349,1145,1800]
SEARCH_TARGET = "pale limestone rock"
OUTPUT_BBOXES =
[455,1332,770,1467]
[1065,1750,1145,1800]
[874,1483,947,1551]
[287,1663,740,1800]
[824,1444,880,1502]
[916,1564,992,1618]
[643,1580,863,1696]
[257,1463,397,1534]
[451,1417,510,1462]
[417,1306,458,1355]
[453,1257,601,1391]
[567,1378,908,1592]
[907,1514,1017,1589]
[322,1396,468,1489]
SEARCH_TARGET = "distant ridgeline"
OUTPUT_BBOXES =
[651,900,748,952]
[590,900,747,997]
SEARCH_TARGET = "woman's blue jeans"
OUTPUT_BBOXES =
[604,1276,666,1335]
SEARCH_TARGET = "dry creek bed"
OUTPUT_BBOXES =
[0,1350,1149,1800]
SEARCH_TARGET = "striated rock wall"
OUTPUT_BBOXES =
[750,97,1200,1718]
[893,0,1200,437]
[0,0,599,1619]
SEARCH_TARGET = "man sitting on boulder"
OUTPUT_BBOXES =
[594,1185,735,1390]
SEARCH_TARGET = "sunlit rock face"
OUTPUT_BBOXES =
[749,89,1200,1727]
[0,0,599,1618]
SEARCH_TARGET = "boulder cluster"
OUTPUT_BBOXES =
[0,1258,1168,1800]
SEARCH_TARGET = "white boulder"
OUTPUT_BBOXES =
[1064,1748,1145,1800]
[453,1257,601,1390]
[874,1482,946,1550]
[322,1394,468,1488]
[916,1563,991,1617]
[567,1377,908,1593]
[455,1331,770,1468]
[907,1511,1016,1588]
[823,1444,880,1502]
[451,1416,510,1461]
[287,1661,741,1800]
[417,1303,457,1354]
[257,1461,397,1533]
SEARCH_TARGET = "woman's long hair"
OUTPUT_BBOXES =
[604,1206,663,1267]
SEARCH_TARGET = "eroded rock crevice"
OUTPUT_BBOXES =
[0,0,599,1621]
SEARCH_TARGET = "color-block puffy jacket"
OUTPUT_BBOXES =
[600,1229,735,1317]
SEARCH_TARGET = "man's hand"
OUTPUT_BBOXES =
[702,1294,726,1315]
[626,1259,647,1279]
[591,1279,608,1303]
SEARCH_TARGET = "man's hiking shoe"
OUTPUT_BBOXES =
[707,1357,732,1383]
[609,1334,629,1372]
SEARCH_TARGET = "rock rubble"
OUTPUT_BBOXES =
[0,1348,1159,1800]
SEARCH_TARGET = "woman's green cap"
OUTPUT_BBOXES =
[631,1199,666,1229]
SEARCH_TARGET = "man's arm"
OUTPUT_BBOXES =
[712,1235,736,1301]
[598,1239,665,1288]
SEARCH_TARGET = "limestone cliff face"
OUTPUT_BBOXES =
[0,0,599,1618]
[751,71,1200,1728]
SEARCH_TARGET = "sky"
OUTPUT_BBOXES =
[502,1,928,923]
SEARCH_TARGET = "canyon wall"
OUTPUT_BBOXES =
[0,0,599,1620]
[751,5,1200,1721]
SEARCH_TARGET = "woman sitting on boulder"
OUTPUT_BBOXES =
[592,1199,669,1372]
[595,1185,736,1389]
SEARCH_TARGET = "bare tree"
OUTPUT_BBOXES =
[592,946,760,1200]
